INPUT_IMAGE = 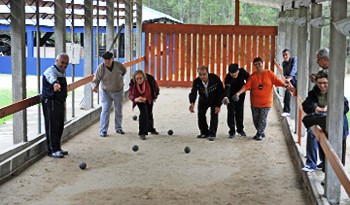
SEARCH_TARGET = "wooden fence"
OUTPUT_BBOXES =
[143,24,278,87]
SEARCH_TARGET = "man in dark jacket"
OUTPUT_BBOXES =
[189,65,224,141]
[41,53,69,158]
[281,49,297,117]
[301,70,349,172]
[222,63,250,138]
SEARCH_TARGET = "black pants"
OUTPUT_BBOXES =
[137,101,155,135]
[283,89,291,113]
[227,95,245,135]
[42,99,65,154]
[197,102,218,137]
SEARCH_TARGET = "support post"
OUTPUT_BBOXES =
[106,0,114,52]
[136,0,142,70]
[309,3,322,89]
[54,0,66,55]
[10,0,27,144]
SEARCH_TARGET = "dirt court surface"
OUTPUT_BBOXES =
[0,88,308,205]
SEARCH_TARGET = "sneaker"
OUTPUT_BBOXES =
[301,166,315,172]
[50,151,64,158]
[321,179,325,186]
[139,134,146,140]
[59,150,69,155]
[237,131,246,137]
[197,134,208,138]
[261,133,265,138]
[100,132,107,137]
[116,129,125,135]
[316,162,324,170]
[228,133,235,139]
[208,135,216,141]
[281,112,290,117]
[150,130,159,135]
[254,135,263,141]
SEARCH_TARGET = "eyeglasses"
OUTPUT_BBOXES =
[254,62,262,66]
[135,77,143,80]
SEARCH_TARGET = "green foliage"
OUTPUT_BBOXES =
[143,0,278,25]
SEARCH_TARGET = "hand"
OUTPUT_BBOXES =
[310,74,316,83]
[92,87,99,93]
[215,107,220,114]
[136,97,146,103]
[316,106,327,113]
[232,94,239,102]
[222,97,229,105]
[53,83,61,92]
[189,104,195,113]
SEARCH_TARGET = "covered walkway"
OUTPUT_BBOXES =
[0,88,308,204]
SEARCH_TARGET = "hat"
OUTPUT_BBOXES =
[228,63,239,73]
[102,51,113,59]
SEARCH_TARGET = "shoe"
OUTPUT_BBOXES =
[228,133,235,139]
[139,135,146,140]
[59,150,68,155]
[208,136,216,141]
[150,130,159,135]
[116,129,125,134]
[302,166,315,172]
[50,151,64,158]
[197,134,208,138]
[237,131,246,137]
[281,112,290,117]
[262,133,265,138]
[316,162,324,170]
[100,132,107,137]
[254,135,263,141]
[321,179,325,186]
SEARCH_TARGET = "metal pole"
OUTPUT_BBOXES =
[71,0,75,118]
[97,0,100,104]
[36,0,42,134]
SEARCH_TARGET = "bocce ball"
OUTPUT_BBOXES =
[132,145,139,152]
[79,162,87,170]
[184,146,191,154]
[132,115,137,121]
[167,129,174,135]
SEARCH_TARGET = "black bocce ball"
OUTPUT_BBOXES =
[167,129,174,135]
[132,115,137,121]
[79,162,87,170]
[132,145,139,152]
[184,146,191,154]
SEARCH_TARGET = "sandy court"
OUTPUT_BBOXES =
[0,87,308,205]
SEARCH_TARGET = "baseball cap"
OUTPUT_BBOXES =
[228,63,239,73]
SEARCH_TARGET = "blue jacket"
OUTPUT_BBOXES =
[41,65,67,102]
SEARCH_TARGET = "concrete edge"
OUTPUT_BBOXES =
[0,106,102,185]
[273,89,329,205]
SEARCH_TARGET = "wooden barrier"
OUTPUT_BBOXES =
[311,126,350,197]
[0,57,145,119]
[144,24,278,87]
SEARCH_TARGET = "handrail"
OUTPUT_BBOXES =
[311,125,350,197]
[0,56,145,119]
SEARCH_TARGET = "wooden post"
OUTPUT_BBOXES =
[235,0,240,25]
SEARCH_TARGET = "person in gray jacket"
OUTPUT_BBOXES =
[91,51,127,137]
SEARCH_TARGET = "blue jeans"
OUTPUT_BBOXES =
[305,129,319,169]
[99,89,123,135]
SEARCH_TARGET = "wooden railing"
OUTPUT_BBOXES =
[0,57,145,119]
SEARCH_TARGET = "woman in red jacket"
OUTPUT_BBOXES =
[234,57,292,141]
[128,70,160,140]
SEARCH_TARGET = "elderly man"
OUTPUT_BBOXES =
[189,65,224,141]
[310,48,329,83]
[42,53,69,158]
[91,51,127,137]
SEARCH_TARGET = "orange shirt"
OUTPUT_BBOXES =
[242,69,284,108]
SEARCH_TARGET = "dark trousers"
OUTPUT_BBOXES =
[283,89,291,113]
[227,96,245,135]
[251,107,270,135]
[197,102,218,137]
[137,101,155,135]
[42,99,65,154]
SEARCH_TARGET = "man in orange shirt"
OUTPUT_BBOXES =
[234,57,292,141]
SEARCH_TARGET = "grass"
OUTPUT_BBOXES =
[0,89,38,125]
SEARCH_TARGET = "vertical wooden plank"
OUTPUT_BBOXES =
[228,35,233,64]
[192,34,197,81]
[198,34,203,66]
[264,36,270,70]
[234,35,239,64]
[216,34,222,78]
[174,34,179,82]
[168,33,173,81]
[246,35,252,73]
[204,34,210,67]
[222,35,228,75]
[162,33,167,80]
[258,35,264,61]
[156,33,161,80]
[180,34,185,82]
[144,32,149,73]
[270,35,276,71]
[240,35,246,69]
[252,36,257,58]
[150,33,155,77]
[186,34,191,81]
[210,34,215,73]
